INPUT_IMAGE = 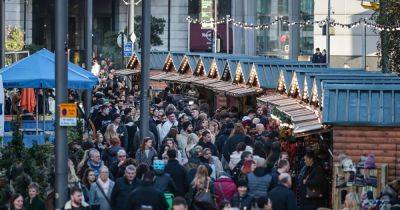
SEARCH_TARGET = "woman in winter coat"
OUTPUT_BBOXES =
[229,142,247,170]
[189,165,216,210]
[135,137,157,166]
[202,148,224,179]
[224,123,252,160]
[89,166,115,210]
[80,168,97,203]
[213,172,237,208]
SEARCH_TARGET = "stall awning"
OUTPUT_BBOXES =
[114,69,141,76]
[150,72,261,97]
[258,95,323,135]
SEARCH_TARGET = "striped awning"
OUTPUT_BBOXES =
[150,73,261,97]
[257,94,323,135]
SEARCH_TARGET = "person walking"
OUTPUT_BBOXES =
[9,194,24,210]
[189,165,216,210]
[135,137,157,166]
[311,48,323,63]
[126,171,169,210]
[24,183,46,210]
[64,187,90,210]
[231,180,253,210]
[297,150,327,210]
[247,160,272,205]
[269,173,298,210]
[165,149,189,197]
[89,166,115,210]
[110,165,139,210]
[152,160,178,194]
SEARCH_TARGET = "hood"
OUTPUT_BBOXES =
[253,167,267,177]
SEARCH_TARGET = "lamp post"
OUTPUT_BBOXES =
[55,0,68,208]
[83,0,93,118]
[139,0,151,141]
[168,0,171,51]
[289,0,300,60]
[326,0,331,66]
[0,0,5,68]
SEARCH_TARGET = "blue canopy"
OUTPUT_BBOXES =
[0,49,98,89]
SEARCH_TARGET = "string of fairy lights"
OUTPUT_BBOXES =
[186,16,400,31]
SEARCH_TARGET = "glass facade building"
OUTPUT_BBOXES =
[255,0,314,58]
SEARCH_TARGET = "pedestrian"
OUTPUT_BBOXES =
[231,151,253,183]
[89,166,115,210]
[214,172,237,208]
[93,104,111,133]
[104,124,118,146]
[159,111,179,141]
[312,48,323,63]
[270,159,290,189]
[247,159,272,205]
[269,173,298,210]
[80,168,96,203]
[126,171,169,210]
[231,179,253,210]
[111,113,129,148]
[165,149,189,197]
[135,137,157,166]
[172,197,188,210]
[102,137,123,167]
[109,149,127,179]
[229,142,247,170]
[110,165,139,210]
[176,121,193,151]
[185,133,199,158]
[321,49,327,63]
[225,123,252,161]
[64,187,90,210]
[87,149,104,177]
[189,165,216,210]
[201,148,223,179]
[197,130,218,156]
[152,159,177,194]
[9,194,24,210]
[297,150,327,210]
[24,182,46,210]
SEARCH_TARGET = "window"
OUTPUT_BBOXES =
[188,0,231,19]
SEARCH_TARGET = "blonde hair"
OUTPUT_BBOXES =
[344,192,360,210]
[192,165,209,190]
[186,133,199,157]
[104,124,118,142]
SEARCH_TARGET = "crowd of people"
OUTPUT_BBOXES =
[6,58,336,210]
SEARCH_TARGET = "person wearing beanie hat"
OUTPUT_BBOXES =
[152,160,178,194]
[231,179,253,210]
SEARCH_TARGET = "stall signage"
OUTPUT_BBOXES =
[201,0,214,29]
[59,103,77,126]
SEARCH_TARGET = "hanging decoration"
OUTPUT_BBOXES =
[186,16,400,31]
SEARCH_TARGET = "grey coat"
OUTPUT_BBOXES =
[89,180,115,210]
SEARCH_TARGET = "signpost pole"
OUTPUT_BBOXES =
[121,32,125,67]
[139,0,150,142]
[213,0,218,53]
[0,0,5,68]
[187,21,190,52]
[226,15,229,53]
[55,0,68,208]
[326,0,331,67]
[84,0,93,118]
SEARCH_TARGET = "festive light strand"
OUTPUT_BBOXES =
[186,16,400,31]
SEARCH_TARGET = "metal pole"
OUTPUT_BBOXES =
[121,32,124,67]
[226,15,229,53]
[289,0,300,61]
[129,0,135,43]
[36,91,38,135]
[84,0,93,119]
[326,0,331,66]
[168,0,171,51]
[55,0,68,208]
[139,0,150,142]
[43,90,45,133]
[213,0,218,53]
[0,0,5,68]
[187,21,190,52]
[361,21,366,70]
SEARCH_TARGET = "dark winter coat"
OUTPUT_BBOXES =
[135,147,157,166]
[297,164,327,210]
[24,196,46,210]
[126,182,169,210]
[165,159,188,197]
[231,193,253,210]
[269,184,298,210]
[247,167,272,199]
[110,177,139,210]
[154,172,178,194]
[197,140,218,156]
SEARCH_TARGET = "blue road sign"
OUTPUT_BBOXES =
[124,42,133,57]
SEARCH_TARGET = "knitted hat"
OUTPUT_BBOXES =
[237,179,248,188]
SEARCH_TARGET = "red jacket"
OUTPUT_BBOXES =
[213,177,237,207]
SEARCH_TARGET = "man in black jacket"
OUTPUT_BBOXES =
[127,171,169,210]
[269,173,298,210]
[231,179,253,210]
[165,149,188,197]
[153,160,177,194]
[110,165,139,210]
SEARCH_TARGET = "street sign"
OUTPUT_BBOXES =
[59,103,77,126]
[124,42,133,57]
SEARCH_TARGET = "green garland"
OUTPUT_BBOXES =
[271,107,292,125]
